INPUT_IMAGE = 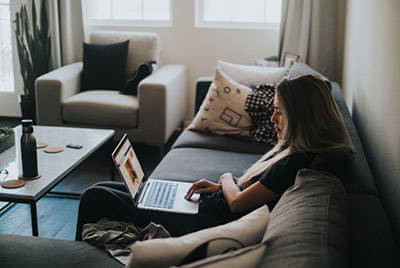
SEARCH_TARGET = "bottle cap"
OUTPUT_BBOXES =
[21,119,33,127]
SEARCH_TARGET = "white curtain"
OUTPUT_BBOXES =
[48,0,86,68]
[279,0,338,80]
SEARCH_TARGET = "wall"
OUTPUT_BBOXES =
[342,0,400,241]
[0,0,25,117]
[86,0,279,120]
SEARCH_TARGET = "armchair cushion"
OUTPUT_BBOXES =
[90,31,160,76]
[63,90,138,128]
[81,40,129,91]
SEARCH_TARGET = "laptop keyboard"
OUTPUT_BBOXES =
[144,181,178,209]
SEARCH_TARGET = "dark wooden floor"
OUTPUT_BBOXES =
[0,117,168,240]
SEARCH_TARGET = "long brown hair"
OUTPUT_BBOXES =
[238,74,354,188]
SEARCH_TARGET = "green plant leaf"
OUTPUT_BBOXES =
[14,1,52,96]
[32,0,37,37]
[40,0,48,41]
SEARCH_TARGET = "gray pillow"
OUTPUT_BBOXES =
[177,244,266,268]
[258,169,348,268]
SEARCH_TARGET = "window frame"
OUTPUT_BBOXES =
[194,0,281,30]
[0,0,15,92]
[83,0,173,28]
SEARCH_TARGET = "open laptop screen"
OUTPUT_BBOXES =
[112,134,144,198]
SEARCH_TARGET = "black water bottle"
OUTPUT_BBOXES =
[21,119,38,178]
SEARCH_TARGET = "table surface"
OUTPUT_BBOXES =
[0,125,114,202]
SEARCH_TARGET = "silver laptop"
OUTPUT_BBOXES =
[112,134,199,214]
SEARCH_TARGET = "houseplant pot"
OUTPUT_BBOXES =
[18,94,36,123]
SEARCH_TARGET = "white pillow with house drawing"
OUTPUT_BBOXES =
[188,67,253,137]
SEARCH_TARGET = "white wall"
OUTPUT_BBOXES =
[87,0,279,120]
[342,0,400,239]
[0,0,25,117]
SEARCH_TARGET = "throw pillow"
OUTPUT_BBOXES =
[259,169,348,268]
[127,205,270,268]
[177,244,267,268]
[188,67,253,136]
[122,61,157,95]
[81,40,129,91]
[217,60,288,88]
[245,83,277,147]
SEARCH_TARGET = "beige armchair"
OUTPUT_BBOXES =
[35,31,187,149]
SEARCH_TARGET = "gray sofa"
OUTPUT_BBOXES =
[1,64,398,267]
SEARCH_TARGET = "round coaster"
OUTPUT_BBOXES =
[44,146,64,153]
[18,174,42,180]
[37,142,48,149]
[1,179,26,189]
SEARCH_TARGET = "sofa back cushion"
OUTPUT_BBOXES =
[258,169,348,268]
[128,205,270,268]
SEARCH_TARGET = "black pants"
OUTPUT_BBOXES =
[75,181,233,241]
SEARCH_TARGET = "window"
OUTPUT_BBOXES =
[83,0,172,27]
[0,0,14,92]
[195,0,282,29]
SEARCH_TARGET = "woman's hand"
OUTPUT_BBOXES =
[185,179,221,200]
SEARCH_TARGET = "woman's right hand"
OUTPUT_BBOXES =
[185,179,221,200]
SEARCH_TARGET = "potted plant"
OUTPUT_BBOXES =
[14,0,51,124]
[0,127,15,154]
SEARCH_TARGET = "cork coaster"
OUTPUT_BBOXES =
[18,174,42,180]
[1,179,26,189]
[44,146,64,153]
[37,142,48,149]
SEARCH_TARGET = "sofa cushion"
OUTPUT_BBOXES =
[172,129,272,154]
[330,83,378,195]
[149,148,262,183]
[258,169,348,268]
[0,234,122,268]
[218,60,287,88]
[289,62,331,88]
[128,205,270,268]
[90,31,160,76]
[177,244,266,268]
[62,90,138,128]
[81,40,129,91]
[189,67,253,137]
[348,193,400,268]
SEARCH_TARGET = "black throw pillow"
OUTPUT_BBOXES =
[121,61,157,95]
[81,40,129,91]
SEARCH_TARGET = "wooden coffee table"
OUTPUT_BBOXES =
[0,125,114,236]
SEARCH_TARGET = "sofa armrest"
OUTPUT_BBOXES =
[195,77,212,114]
[138,64,187,146]
[35,62,83,126]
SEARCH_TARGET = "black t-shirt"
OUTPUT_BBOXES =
[201,149,351,217]
[259,152,315,195]
[257,152,315,209]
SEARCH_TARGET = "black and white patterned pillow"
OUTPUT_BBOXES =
[245,84,277,147]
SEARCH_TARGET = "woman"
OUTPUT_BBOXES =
[75,74,354,240]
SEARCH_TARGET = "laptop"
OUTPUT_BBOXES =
[112,134,199,214]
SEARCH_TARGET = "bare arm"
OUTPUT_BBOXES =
[220,173,278,214]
